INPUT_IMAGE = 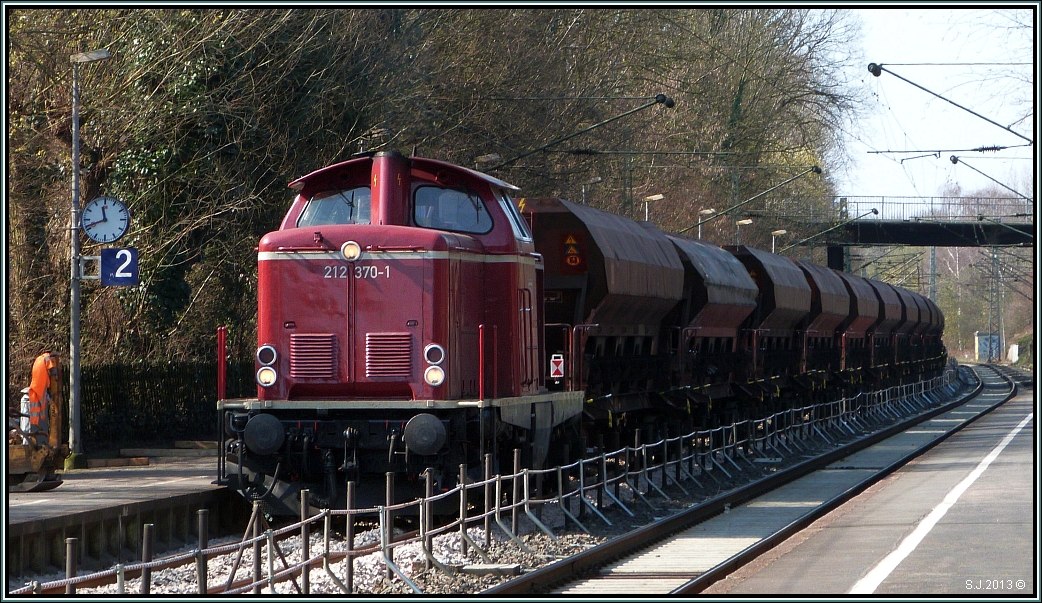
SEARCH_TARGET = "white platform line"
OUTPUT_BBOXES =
[849,412,1033,594]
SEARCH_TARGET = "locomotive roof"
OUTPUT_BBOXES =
[288,153,521,192]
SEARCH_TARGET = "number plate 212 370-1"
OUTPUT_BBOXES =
[324,264,390,279]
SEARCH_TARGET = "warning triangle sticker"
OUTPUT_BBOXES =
[564,235,578,245]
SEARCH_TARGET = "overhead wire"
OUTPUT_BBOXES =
[880,62,1032,66]
[866,75,928,197]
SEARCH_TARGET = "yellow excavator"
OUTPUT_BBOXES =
[8,353,64,492]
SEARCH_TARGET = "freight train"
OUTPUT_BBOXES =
[217,151,946,514]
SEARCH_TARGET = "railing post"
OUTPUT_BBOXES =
[253,501,262,594]
[459,464,469,557]
[140,523,154,595]
[65,538,78,594]
[512,448,521,536]
[599,452,610,510]
[578,435,588,519]
[484,453,493,548]
[385,472,395,580]
[197,509,208,595]
[346,481,356,594]
[300,489,310,595]
[424,469,434,571]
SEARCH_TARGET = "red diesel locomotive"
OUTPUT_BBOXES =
[218,151,946,514]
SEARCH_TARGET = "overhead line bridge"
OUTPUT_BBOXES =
[749,195,1034,270]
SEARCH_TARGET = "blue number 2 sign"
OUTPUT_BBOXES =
[101,248,139,286]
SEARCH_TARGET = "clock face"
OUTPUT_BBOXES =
[81,196,130,243]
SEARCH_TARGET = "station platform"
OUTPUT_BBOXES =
[708,382,1034,595]
[6,446,245,579]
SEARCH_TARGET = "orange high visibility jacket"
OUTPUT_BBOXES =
[28,353,56,428]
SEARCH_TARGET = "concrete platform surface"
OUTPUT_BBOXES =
[8,453,221,526]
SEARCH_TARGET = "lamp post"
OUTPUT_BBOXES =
[771,229,787,253]
[68,48,111,466]
[643,193,663,222]
[697,208,715,239]
[736,219,753,245]
[581,176,602,205]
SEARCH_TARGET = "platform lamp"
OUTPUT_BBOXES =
[582,176,603,205]
[771,229,787,253]
[735,219,753,245]
[68,48,111,468]
[643,193,664,221]
[474,153,502,170]
[697,208,716,239]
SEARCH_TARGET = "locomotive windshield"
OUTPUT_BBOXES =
[297,186,372,227]
[414,186,493,234]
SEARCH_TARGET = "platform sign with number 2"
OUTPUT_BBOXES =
[100,247,139,286]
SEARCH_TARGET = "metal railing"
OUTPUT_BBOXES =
[840,196,1032,223]
[12,369,965,596]
[768,196,1032,224]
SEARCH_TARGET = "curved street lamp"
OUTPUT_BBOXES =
[582,176,603,205]
[68,48,111,466]
[735,218,753,245]
[697,208,715,240]
[643,193,664,222]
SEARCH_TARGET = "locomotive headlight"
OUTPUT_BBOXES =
[423,343,446,365]
[341,240,362,261]
[424,365,446,387]
[257,366,278,387]
[256,344,278,366]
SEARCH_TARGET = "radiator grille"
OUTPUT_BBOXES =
[366,333,412,378]
[289,334,338,378]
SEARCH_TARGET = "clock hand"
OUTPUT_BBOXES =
[82,216,108,229]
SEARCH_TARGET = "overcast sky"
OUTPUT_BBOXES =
[836,7,1034,201]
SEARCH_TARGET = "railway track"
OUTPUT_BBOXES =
[485,364,1018,595]
[13,364,1024,595]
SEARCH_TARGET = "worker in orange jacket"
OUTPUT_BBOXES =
[27,351,56,444]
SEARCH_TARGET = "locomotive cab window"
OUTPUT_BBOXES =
[414,186,493,234]
[496,190,532,241]
[297,187,372,227]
